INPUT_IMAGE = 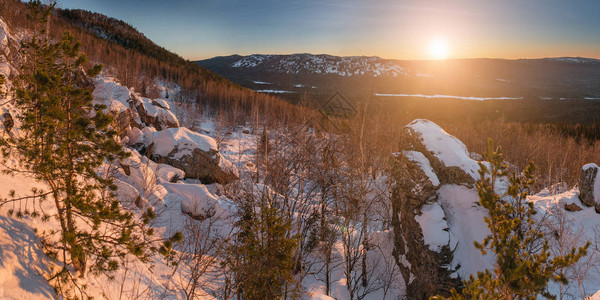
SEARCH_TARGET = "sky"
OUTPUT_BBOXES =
[56,0,600,61]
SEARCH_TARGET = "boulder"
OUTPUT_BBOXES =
[133,95,179,130]
[162,182,224,220]
[579,163,600,213]
[92,77,143,135]
[146,128,238,184]
[564,202,583,212]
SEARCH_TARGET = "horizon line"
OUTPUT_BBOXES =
[189,53,600,62]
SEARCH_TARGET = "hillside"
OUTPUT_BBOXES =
[0,0,301,126]
[56,8,225,83]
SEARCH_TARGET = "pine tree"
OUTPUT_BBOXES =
[227,190,298,299]
[0,1,160,296]
[441,139,589,300]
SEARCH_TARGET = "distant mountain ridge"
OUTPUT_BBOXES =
[543,57,600,64]
[229,53,408,77]
[196,54,600,100]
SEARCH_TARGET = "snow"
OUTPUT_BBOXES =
[375,93,522,101]
[0,62,12,80]
[0,18,11,53]
[0,160,188,299]
[407,119,481,180]
[590,290,600,300]
[528,189,600,298]
[150,127,218,158]
[403,150,440,186]
[92,76,132,113]
[231,54,273,67]
[162,182,225,218]
[141,97,159,116]
[252,80,271,84]
[416,72,433,78]
[156,163,185,182]
[152,98,171,110]
[138,97,179,127]
[548,57,600,64]
[437,184,493,278]
[0,216,54,300]
[255,89,296,93]
[415,202,451,252]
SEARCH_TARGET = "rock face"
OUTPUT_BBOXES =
[390,121,461,298]
[390,119,503,298]
[579,163,600,213]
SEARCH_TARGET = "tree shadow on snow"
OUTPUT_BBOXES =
[0,215,54,298]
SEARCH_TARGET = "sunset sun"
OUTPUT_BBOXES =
[428,38,450,60]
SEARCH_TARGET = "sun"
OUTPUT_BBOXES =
[428,38,450,60]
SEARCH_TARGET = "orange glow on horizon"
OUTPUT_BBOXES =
[428,38,450,60]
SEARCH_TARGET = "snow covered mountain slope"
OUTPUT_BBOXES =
[229,54,408,77]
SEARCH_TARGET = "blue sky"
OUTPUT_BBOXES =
[56,0,600,60]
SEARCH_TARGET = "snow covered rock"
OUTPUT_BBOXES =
[147,127,238,184]
[93,77,178,134]
[0,18,10,53]
[579,163,600,213]
[162,182,224,219]
[133,95,179,130]
[92,77,143,134]
[0,19,18,76]
[389,119,497,298]
[390,127,461,298]
[0,17,19,61]
[405,119,480,185]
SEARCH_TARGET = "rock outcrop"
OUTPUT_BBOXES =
[390,119,505,298]
[579,163,600,213]
[143,127,238,184]
[390,120,463,298]
[133,95,179,130]
[92,77,143,135]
